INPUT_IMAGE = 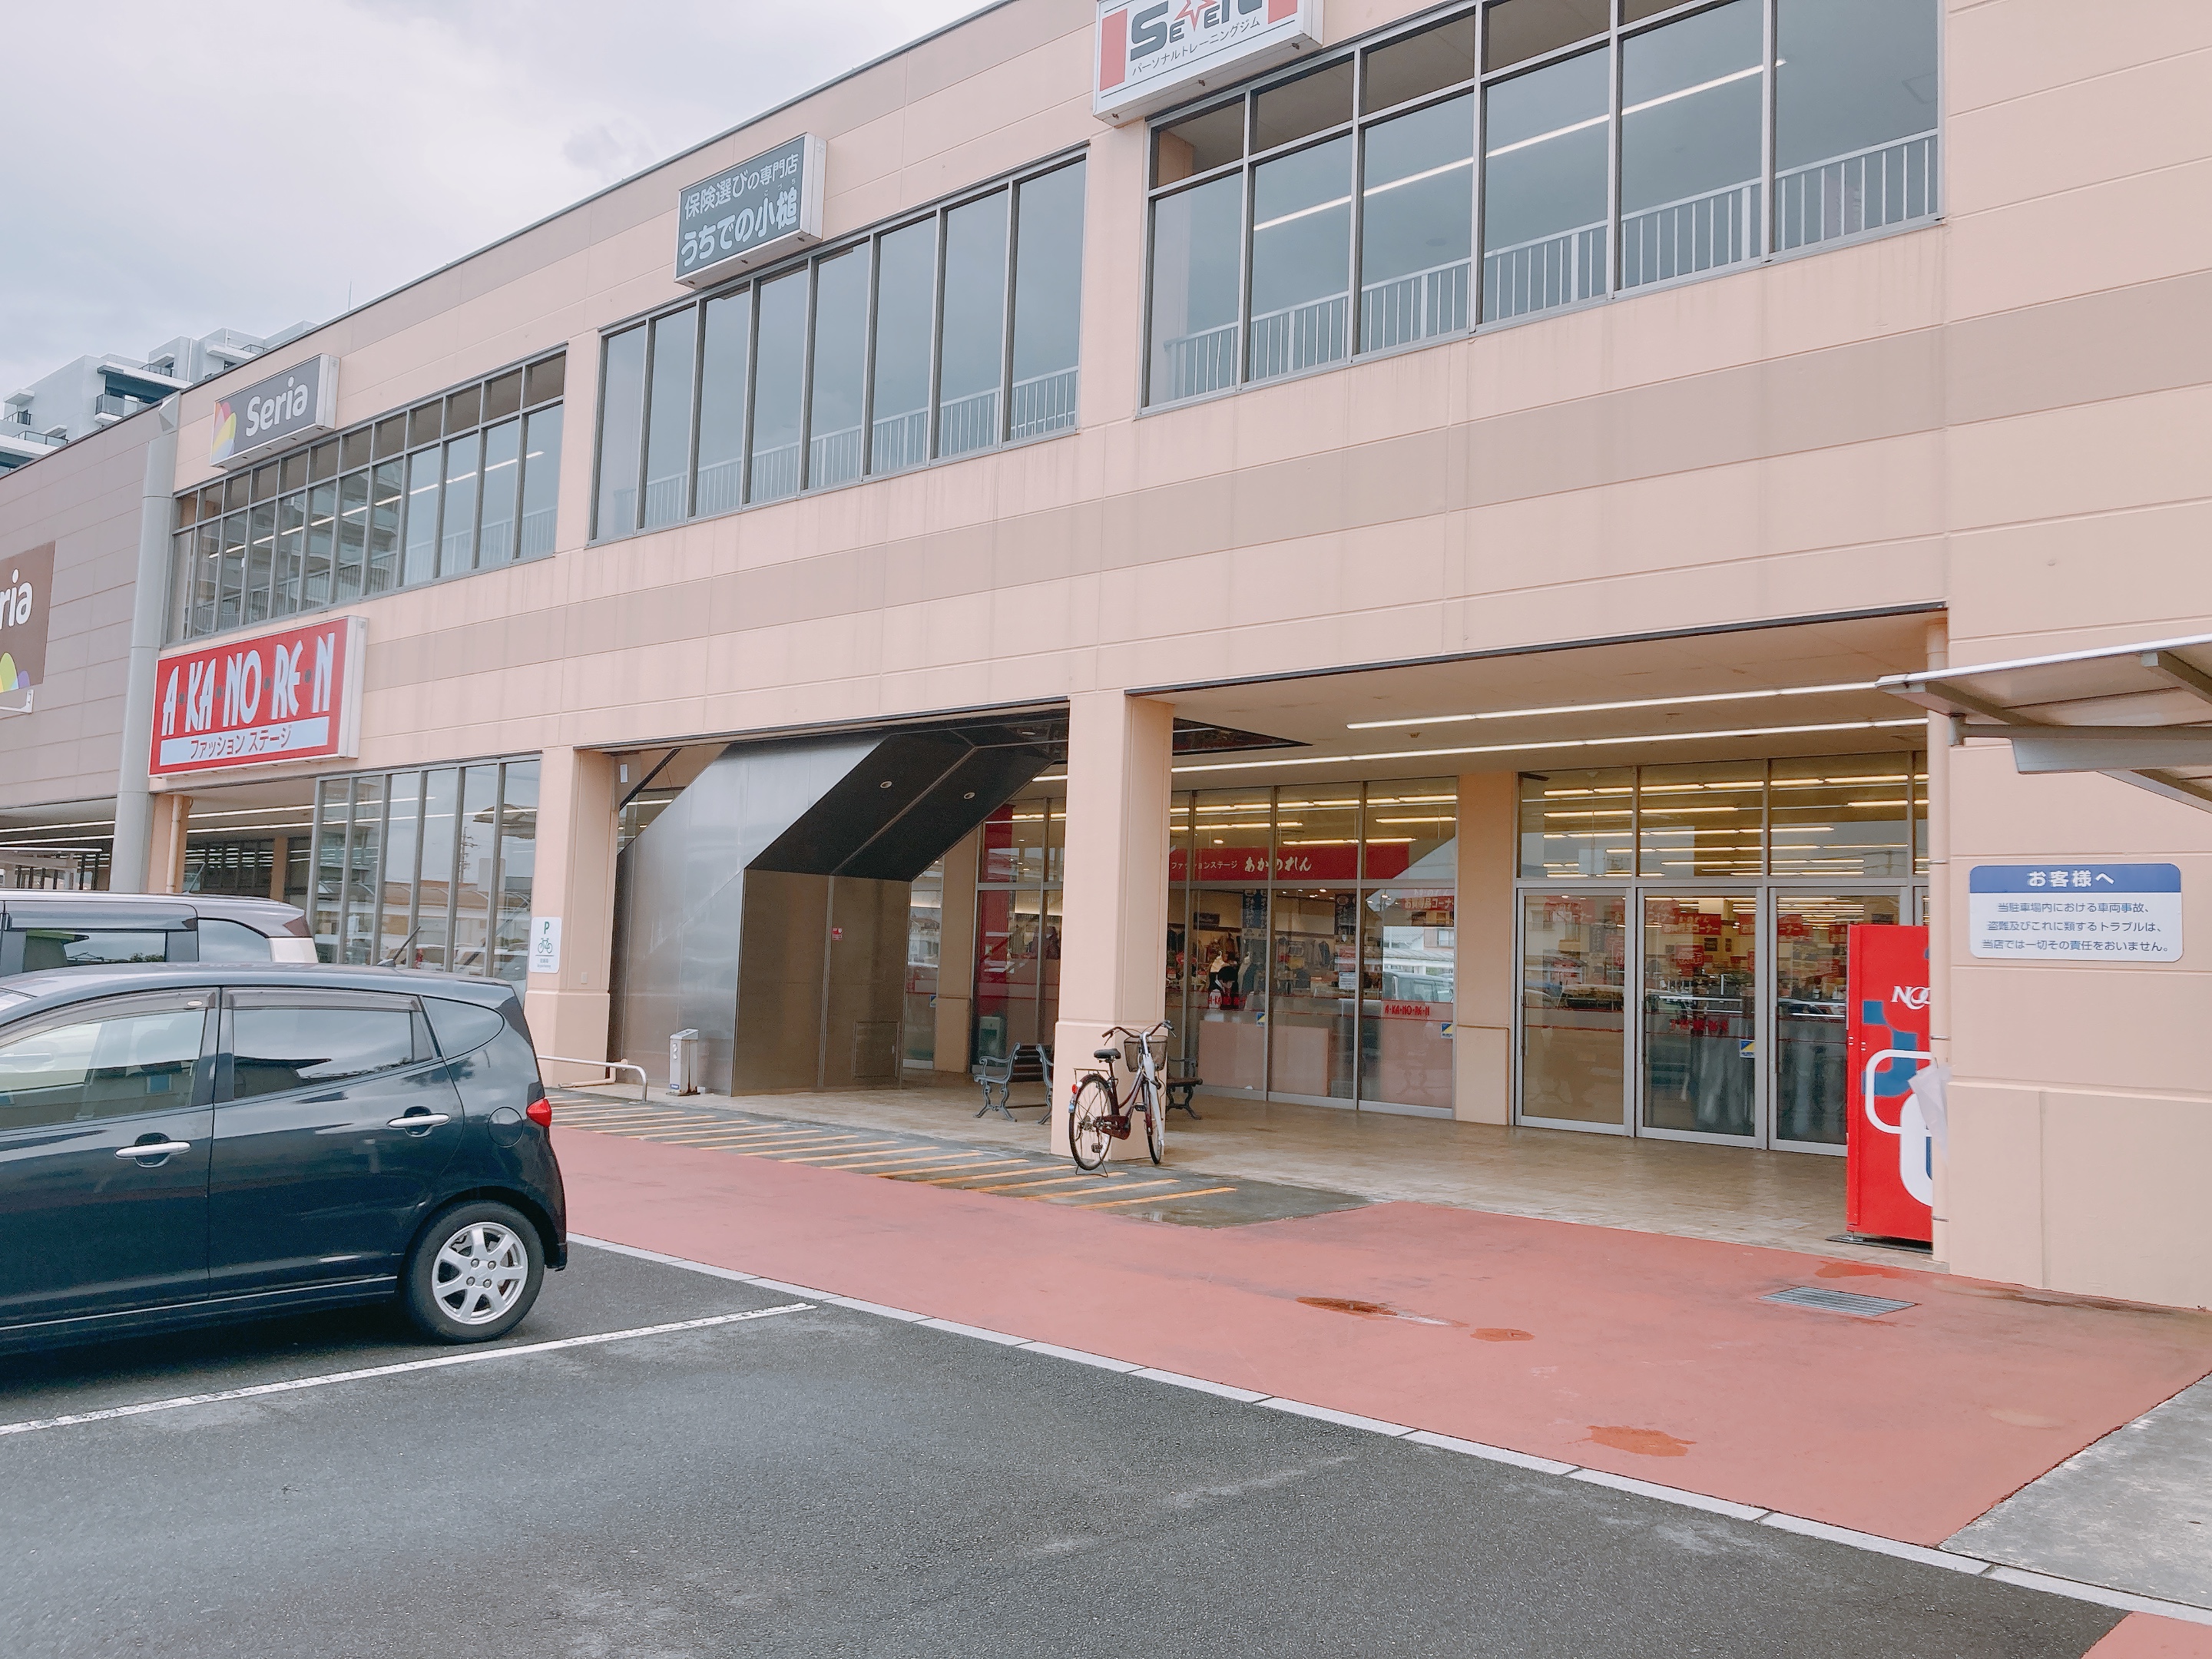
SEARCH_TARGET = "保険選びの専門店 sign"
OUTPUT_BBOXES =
[675,134,826,287]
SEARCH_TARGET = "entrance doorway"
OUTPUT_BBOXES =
[1518,887,1913,1150]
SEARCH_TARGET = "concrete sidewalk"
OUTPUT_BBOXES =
[555,1124,2212,1601]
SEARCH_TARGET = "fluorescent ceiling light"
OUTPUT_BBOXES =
[1346,680,1883,730]
[1175,719,1925,776]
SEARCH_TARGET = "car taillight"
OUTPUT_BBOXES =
[525,1082,551,1131]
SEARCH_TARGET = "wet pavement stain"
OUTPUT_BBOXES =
[1586,1426,1694,1458]
[1297,1296,1459,1327]
[1472,1328,1534,1343]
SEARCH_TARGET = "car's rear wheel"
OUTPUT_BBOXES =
[402,1200,544,1343]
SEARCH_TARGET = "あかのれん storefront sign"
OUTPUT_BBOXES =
[150,618,365,777]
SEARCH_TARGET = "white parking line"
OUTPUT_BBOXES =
[565,1238,2212,1628]
[0,1304,809,1441]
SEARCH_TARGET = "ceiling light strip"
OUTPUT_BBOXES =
[1345,680,1883,731]
[1172,719,1925,777]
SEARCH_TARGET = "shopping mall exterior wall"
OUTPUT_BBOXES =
[1,0,2206,1303]
[0,411,155,815]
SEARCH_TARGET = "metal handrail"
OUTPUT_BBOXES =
[538,1054,650,1101]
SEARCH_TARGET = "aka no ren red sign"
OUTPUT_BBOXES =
[150,617,364,777]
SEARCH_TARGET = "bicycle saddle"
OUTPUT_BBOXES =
[1093,1048,1118,1061]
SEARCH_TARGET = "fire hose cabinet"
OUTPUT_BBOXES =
[1845,924,1933,1245]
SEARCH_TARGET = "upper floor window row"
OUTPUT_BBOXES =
[1145,0,1939,406]
[167,353,567,644]
[594,156,1086,540]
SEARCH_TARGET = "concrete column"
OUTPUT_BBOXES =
[933,824,980,1075]
[148,793,191,894]
[267,835,290,902]
[1922,618,1953,1264]
[1454,773,1518,1124]
[523,747,619,1069]
[1048,691,1175,1153]
[111,399,178,894]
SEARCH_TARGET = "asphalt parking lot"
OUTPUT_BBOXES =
[0,1244,2124,1659]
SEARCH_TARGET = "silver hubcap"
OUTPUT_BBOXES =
[432,1221,528,1325]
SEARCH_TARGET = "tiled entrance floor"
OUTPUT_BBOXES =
[545,1069,1902,1265]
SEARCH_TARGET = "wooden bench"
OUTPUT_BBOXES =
[972,1043,1053,1123]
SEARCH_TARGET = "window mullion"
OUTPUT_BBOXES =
[927,210,949,460]
[684,303,705,519]
[740,285,762,505]
[798,259,821,493]
[998,185,1019,445]
[860,235,882,476]
[1760,0,1777,256]
[1605,25,1623,296]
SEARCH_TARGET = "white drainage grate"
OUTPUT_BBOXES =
[1762,1285,1917,1318]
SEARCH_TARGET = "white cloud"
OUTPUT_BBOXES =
[0,0,983,395]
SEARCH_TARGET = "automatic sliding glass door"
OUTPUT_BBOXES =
[1638,893,1758,1141]
[1518,891,1629,1131]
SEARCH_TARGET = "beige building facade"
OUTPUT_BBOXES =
[3,0,2208,1310]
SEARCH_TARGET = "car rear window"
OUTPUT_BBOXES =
[19,930,174,971]
[197,918,274,962]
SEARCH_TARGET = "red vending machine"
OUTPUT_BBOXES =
[1845,924,1933,1244]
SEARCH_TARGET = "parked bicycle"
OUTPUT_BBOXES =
[1066,1022,1170,1171]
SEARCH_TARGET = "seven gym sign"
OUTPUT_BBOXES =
[1094,0,1321,122]
[150,617,365,777]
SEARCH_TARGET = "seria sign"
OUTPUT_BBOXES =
[151,617,365,777]
[1094,0,1320,123]
[210,355,339,469]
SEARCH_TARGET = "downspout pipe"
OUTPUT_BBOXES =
[111,397,179,892]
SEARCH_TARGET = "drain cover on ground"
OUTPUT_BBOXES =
[1762,1285,1917,1318]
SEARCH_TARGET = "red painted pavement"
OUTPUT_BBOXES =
[2088,1617,2212,1657]
[559,1129,2212,1548]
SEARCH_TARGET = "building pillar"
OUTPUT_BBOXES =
[1048,690,1175,1154]
[268,835,290,902]
[1453,773,1517,1124]
[523,747,619,1074]
[147,793,190,894]
[934,824,980,1076]
[1922,618,1953,1265]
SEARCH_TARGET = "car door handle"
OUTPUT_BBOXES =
[387,1113,452,1131]
[116,1141,192,1159]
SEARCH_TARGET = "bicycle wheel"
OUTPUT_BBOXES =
[1068,1077,1114,1171]
[1142,1080,1167,1164]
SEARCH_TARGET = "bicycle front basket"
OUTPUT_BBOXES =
[1123,1035,1167,1070]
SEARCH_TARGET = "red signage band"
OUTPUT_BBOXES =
[1099,6,1129,88]
[151,617,365,777]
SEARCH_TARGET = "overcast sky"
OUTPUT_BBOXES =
[0,0,982,399]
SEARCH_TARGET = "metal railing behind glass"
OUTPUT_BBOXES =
[1361,260,1472,353]
[809,424,863,489]
[518,505,557,558]
[1482,223,1606,323]
[1621,180,1760,291]
[1159,324,1237,402]
[750,442,801,502]
[694,459,742,517]
[871,408,928,475]
[640,475,687,528]
[938,388,999,457]
[1249,293,1349,382]
[1009,368,1078,439]
[1777,131,1938,253]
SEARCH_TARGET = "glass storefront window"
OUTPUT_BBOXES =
[1271,887,1356,1101]
[414,769,459,973]
[1483,46,1610,322]
[380,770,422,968]
[938,192,1010,459]
[1638,760,1764,879]
[694,293,750,515]
[750,271,807,505]
[594,326,647,535]
[1191,886,1268,1092]
[1009,161,1087,440]
[807,247,870,490]
[1148,174,1244,404]
[641,311,695,529]
[1273,789,1359,882]
[1247,135,1353,382]
[493,762,538,984]
[1775,0,1939,251]
[1640,893,1757,1137]
[474,425,518,568]
[1773,892,1900,1144]
[870,220,936,475]
[1362,885,1455,1110]
[340,774,384,967]
[1360,93,1475,353]
[905,858,943,1068]
[1520,890,1627,1125]
[1518,767,1633,878]
[1768,757,1912,879]
[452,765,500,975]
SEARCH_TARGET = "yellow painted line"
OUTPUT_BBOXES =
[671,1131,852,1148]
[1067,1184,1236,1209]
[631,1128,843,1146]
[962,1172,1107,1194]
[564,1114,723,1129]
[853,1157,1020,1177]
[768,1144,919,1164]
[909,1162,1041,1184]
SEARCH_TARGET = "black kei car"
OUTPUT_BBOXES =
[0,964,565,1353]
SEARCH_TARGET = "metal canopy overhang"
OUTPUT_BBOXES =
[1878,634,2212,812]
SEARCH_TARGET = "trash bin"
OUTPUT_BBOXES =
[668,1028,701,1095]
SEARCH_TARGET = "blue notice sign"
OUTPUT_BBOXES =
[1968,863,2182,961]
